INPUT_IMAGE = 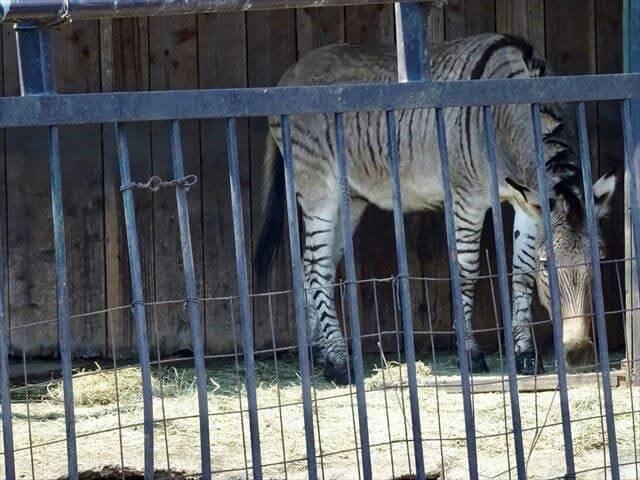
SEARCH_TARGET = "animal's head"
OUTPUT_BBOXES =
[506,166,618,367]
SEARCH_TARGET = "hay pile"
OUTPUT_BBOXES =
[5,355,639,479]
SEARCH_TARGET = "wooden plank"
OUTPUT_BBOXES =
[53,21,107,357]
[445,0,495,40]
[247,9,298,353]
[423,370,623,394]
[345,3,395,45]
[296,6,345,57]
[148,14,203,356]
[198,11,249,355]
[3,26,54,358]
[594,0,625,352]
[100,17,154,359]
[495,0,545,55]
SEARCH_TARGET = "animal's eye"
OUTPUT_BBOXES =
[542,261,549,269]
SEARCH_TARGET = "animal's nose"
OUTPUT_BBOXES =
[564,339,594,367]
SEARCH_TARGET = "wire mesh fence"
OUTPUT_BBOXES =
[1,261,639,479]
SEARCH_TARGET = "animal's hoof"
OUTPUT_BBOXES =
[458,352,489,373]
[470,352,489,373]
[516,351,544,375]
[324,360,354,385]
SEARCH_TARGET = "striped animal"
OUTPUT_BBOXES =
[255,33,618,384]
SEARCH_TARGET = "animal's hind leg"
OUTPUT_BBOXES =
[453,199,489,373]
[302,196,367,385]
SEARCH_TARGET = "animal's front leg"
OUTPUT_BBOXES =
[453,200,489,373]
[511,205,544,374]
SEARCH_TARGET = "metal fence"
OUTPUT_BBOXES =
[0,1,639,479]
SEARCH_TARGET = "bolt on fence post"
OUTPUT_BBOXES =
[15,22,79,480]
[115,122,155,480]
[169,120,212,479]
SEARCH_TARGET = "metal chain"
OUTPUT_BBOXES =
[120,174,198,193]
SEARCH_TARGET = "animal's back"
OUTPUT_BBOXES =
[267,33,547,211]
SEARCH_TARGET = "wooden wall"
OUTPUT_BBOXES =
[1,0,625,359]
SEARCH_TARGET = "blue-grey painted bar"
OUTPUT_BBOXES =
[622,99,640,388]
[395,2,431,82]
[169,120,212,480]
[224,118,263,479]
[0,181,14,480]
[15,22,79,480]
[575,102,619,478]
[530,104,575,477]
[334,112,372,479]
[386,109,425,480]
[0,74,637,128]
[280,115,318,479]
[0,0,433,23]
[49,125,79,480]
[482,105,526,479]
[434,107,478,479]
[115,122,155,480]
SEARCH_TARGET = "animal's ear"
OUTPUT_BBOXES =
[593,163,619,219]
[506,177,544,217]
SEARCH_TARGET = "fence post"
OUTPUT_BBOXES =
[15,22,80,480]
[393,4,430,478]
[624,0,640,386]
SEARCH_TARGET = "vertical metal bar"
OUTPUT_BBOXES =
[530,103,575,477]
[15,23,79,480]
[224,117,263,479]
[395,2,431,82]
[48,125,79,479]
[622,99,640,387]
[0,190,14,480]
[623,0,640,387]
[434,107,478,479]
[482,105,526,478]
[280,115,318,479]
[386,109,425,480]
[115,122,154,480]
[575,102,619,478]
[169,120,212,479]
[334,112,372,479]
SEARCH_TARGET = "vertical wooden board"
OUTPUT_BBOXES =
[247,10,297,352]
[595,0,625,349]
[53,21,106,357]
[445,0,496,40]
[296,6,345,57]
[198,12,249,355]
[345,3,395,45]
[545,0,598,162]
[495,0,546,54]
[3,26,57,357]
[101,17,154,359]
[148,15,203,356]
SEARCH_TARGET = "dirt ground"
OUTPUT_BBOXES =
[2,352,639,480]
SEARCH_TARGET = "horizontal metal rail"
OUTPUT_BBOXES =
[0,0,441,23]
[0,74,637,128]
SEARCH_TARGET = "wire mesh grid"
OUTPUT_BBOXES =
[1,257,639,479]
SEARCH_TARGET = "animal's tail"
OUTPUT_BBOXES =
[254,134,286,292]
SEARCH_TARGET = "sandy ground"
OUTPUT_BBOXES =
[1,353,639,480]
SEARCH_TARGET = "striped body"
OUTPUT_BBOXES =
[256,34,618,382]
